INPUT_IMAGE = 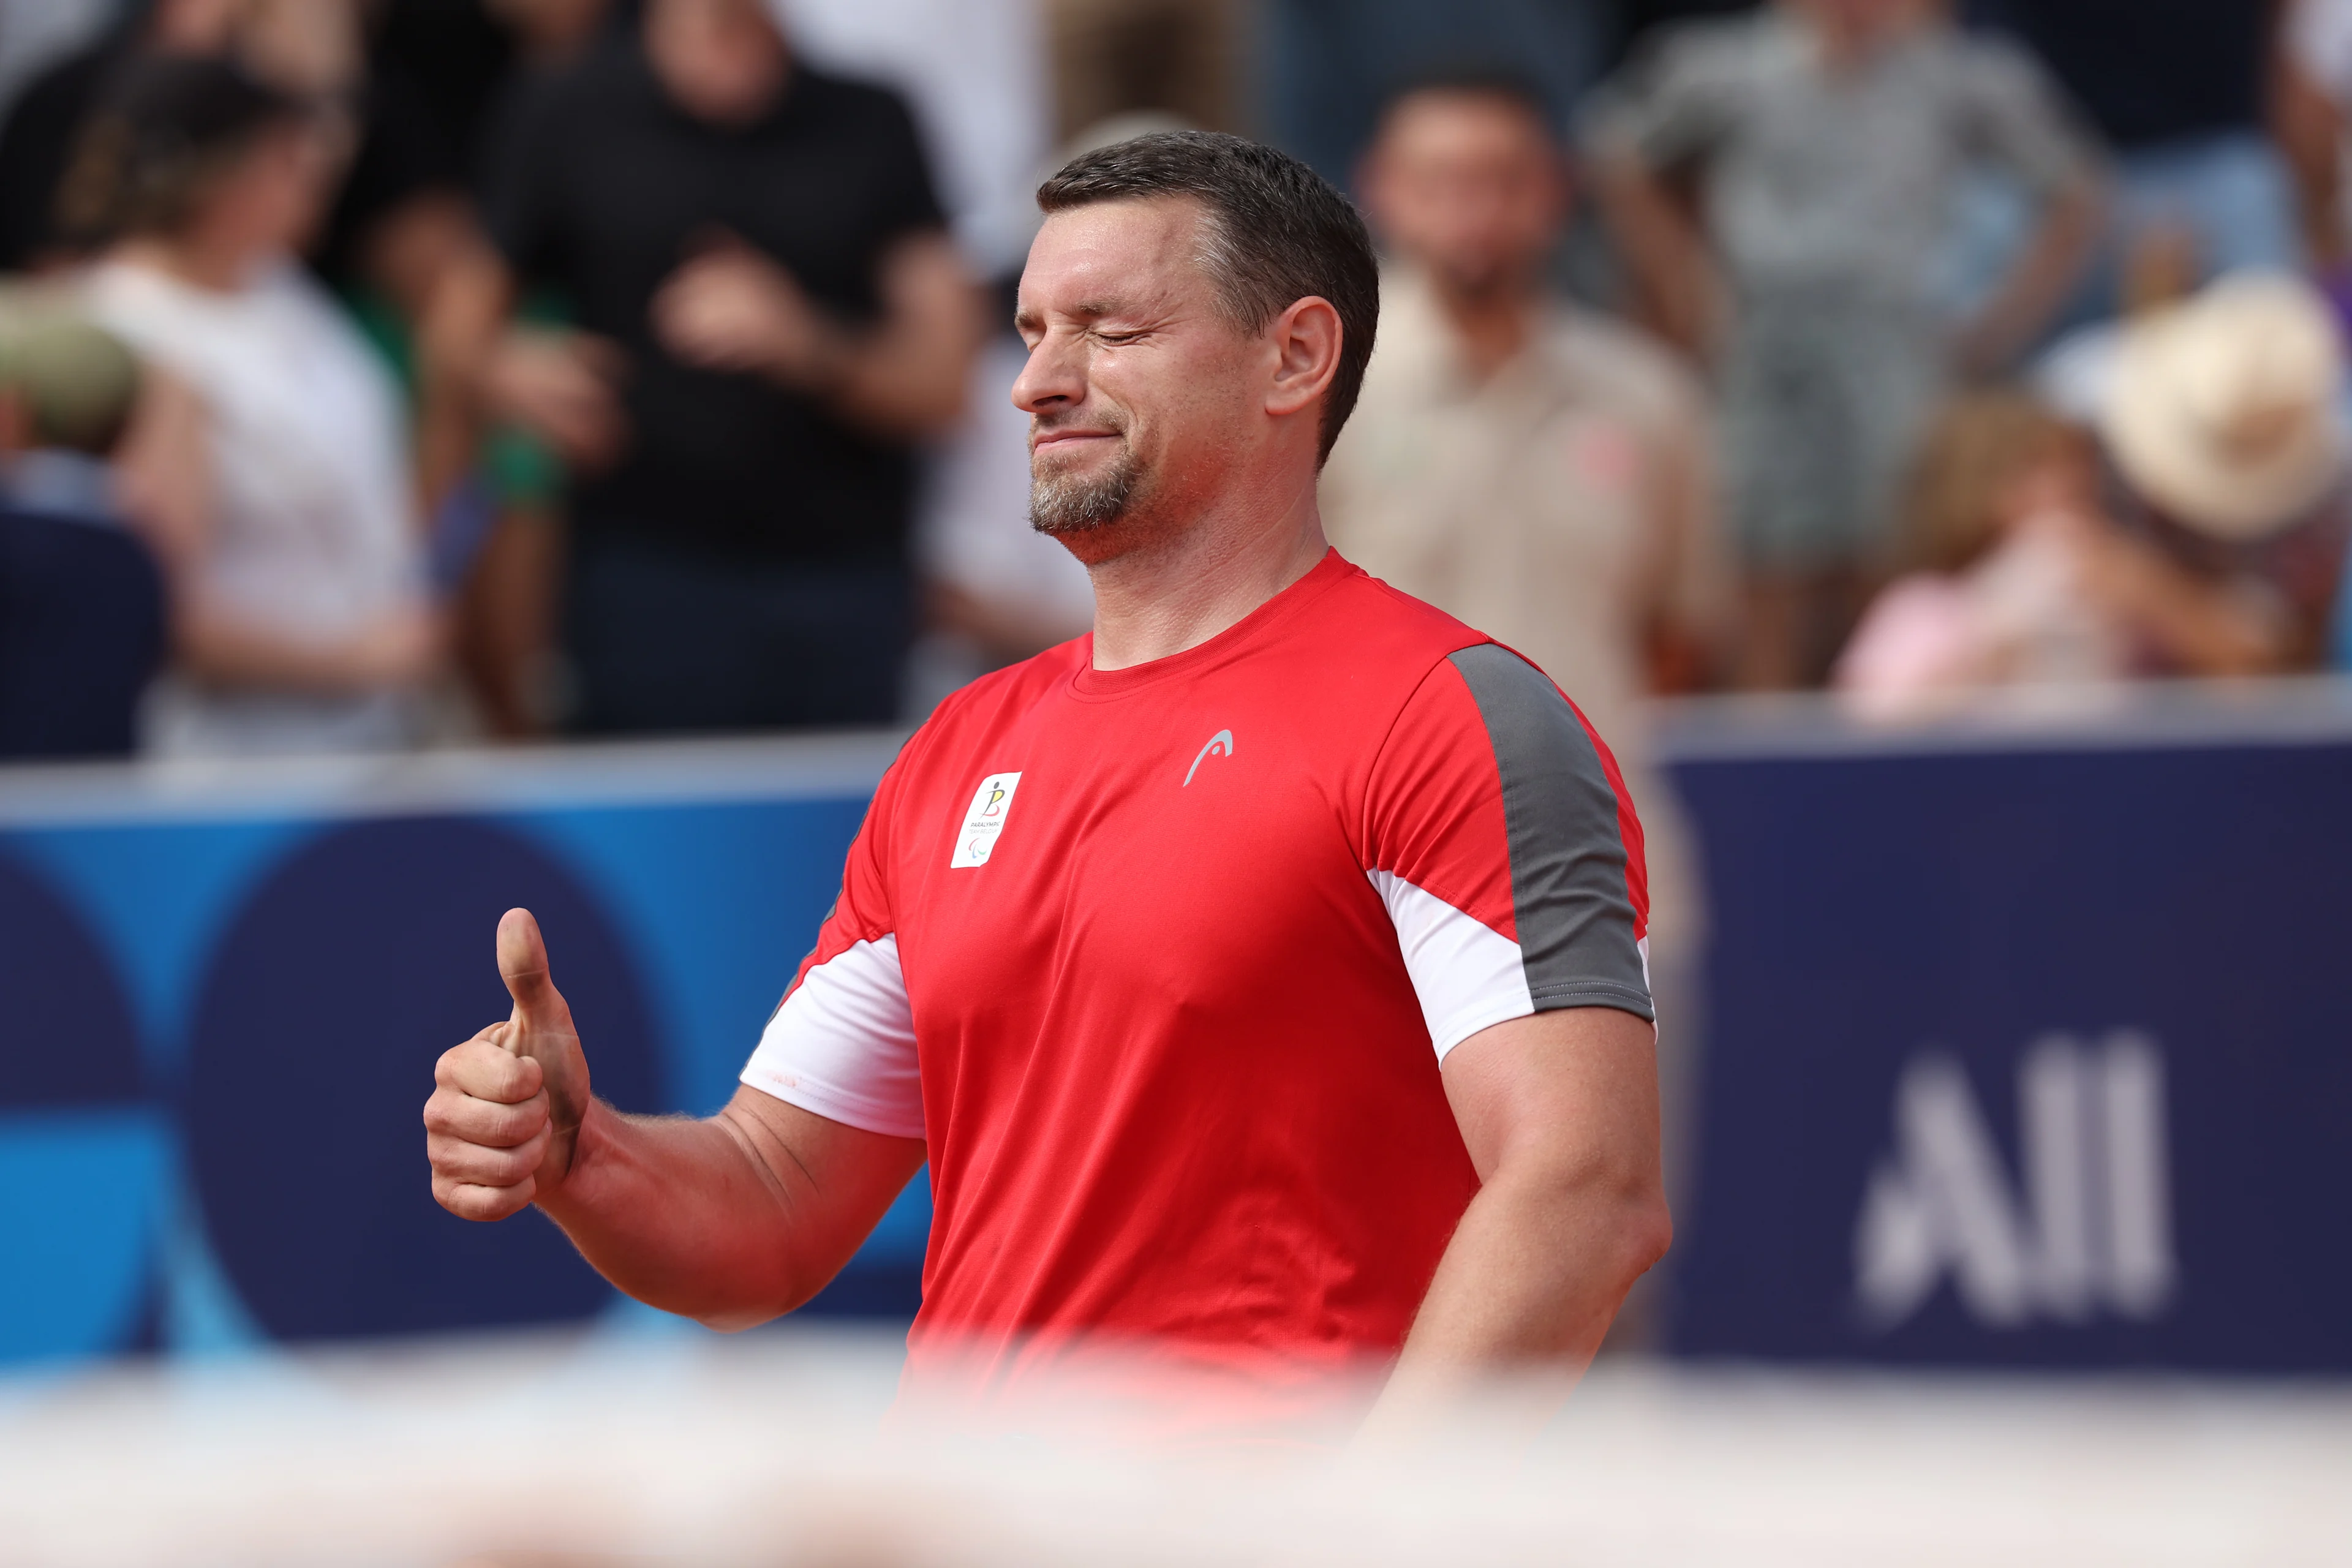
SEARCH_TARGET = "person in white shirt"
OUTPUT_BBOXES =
[77,55,440,755]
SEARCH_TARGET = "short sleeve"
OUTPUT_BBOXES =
[1364,645,1654,1060]
[1578,22,1749,170]
[1951,36,2097,198]
[739,761,925,1139]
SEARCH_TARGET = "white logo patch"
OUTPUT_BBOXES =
[949,772,1023,869]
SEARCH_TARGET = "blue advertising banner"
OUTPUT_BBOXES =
[11,689,2350,1377]
[0,737,921,1368]
[1659,688,2352,1373]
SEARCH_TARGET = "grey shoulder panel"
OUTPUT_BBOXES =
[1446,644,1653,1021]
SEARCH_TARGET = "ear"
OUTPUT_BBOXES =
[0,389,25,458]
[1263,295,1343,425]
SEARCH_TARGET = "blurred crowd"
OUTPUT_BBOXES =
[1,0,2351,766]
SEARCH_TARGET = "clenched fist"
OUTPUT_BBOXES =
[424,908,594,1221]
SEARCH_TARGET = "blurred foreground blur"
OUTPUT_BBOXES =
[0,1327,2345,1566]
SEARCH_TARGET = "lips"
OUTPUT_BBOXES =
[1031,429,1120,455]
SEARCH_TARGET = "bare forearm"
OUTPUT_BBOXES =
[1392,1174,1669,1384]
[1590,154,1721,358]
[805,297,979,437]
[533,1101,826,1329]
[2120,565,2286,675]
[1959,181,2101,374]
[174,601,420,692]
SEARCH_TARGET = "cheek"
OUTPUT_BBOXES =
[1118,339,1257,454]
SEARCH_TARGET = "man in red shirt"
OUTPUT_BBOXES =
[424,132,1670,1432]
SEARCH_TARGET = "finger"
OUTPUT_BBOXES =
[436,1036,544,1102]
[497,908,568,1035]
[423,1082,549,1147]
[426,1123,551,1187]
[435,1175,535,1223]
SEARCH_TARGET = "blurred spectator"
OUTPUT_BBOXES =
[0,283,138,520]
[2283,0,2352,281]
[419,0,617,739]
[1327,72,1725,756]
[0,284,166,757]
[1262,0,1610,188]
[75,58,442,755]
[1971,0,2302,289]
[1051,0,1243,143]
[1322,72,1727,1246]
[777,0,1051,282]
[1584,0,2101,688]
[2094,272,2351,668]
[1836,391,2280,717]
[434,0,982,735]
[0,0,246,272]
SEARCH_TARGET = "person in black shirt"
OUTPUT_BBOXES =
[437,0,981,734]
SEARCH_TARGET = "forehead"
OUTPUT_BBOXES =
[1381,90,1553,162]
[1017,196,1218,317]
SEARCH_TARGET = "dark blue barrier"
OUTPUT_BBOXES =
[1659,687,2352,1374]
[12,690,2350,1376]
[0,738,922,1366]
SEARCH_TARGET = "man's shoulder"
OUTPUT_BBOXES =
[1312,560,1497,682]
[1638,9,1789,80]
[1548,306,1705,432]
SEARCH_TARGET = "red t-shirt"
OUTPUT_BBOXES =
[742,552,1651,1410]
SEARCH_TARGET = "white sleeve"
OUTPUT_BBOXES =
[739,933,925,1139]
[1366,869,1537,1061]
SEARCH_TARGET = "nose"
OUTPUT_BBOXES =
[1011,326,1084,417]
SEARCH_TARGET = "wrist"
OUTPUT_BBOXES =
[535,1094,605,1217]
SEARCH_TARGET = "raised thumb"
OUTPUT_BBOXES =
[497,907,564,1039]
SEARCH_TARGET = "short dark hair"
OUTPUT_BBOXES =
[1376,64,1558,138]
[1036,130,1379,463]
[56,57,305,246]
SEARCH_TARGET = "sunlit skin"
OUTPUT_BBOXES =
[1011,197,1341,668]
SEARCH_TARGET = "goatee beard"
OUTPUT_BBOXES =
[1030,445,1141,536]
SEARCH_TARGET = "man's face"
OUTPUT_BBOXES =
[1784,0,1923,54]
[1364,92,1564,303]
[646,0,787,126]
[1012,198,1267,564]
[200,118,339,260]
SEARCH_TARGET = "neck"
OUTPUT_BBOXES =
[1082,464,1330,671]
[117,230,260,293]
[1430,273,1542,380]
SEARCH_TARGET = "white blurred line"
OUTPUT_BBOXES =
[0,1330,2344,1567]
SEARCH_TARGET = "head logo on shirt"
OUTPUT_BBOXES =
[1183,729,1235,787]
